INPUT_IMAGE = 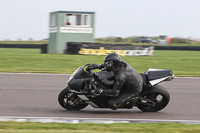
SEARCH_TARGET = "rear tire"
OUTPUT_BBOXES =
[58,87,88,110]
[137,85,170,112]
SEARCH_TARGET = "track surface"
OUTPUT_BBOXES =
[0,73,200,120]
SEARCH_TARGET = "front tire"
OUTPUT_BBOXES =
[137,85,170,112]
[58,87,88,110]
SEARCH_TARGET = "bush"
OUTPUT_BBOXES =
[172,37,190,43]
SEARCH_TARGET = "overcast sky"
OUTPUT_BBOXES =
[0,0,200,40]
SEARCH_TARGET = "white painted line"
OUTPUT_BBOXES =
[0,116,200,124]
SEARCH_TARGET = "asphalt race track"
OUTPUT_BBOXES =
[0,73,200,121]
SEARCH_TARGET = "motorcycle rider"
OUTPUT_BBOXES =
[87,52,143,110]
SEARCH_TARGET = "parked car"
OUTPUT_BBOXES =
[136,37,157,44]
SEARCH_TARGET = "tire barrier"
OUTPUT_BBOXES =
[66,42,155,56]
[41,44,48,53]
[0,44,41,48]
[0,44,48,54]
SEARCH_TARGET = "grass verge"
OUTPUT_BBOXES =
[0,48,199,77]
[0,121,200,133]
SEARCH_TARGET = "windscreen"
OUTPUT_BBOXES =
[73,66,91,79]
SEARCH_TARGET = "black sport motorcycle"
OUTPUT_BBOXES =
[58,64,174,112]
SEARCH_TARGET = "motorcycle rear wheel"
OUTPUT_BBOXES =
[137,85,170,112]
[58,87,88,110]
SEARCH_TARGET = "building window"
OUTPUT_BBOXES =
[65,14,90,27]
[51,13,56,27]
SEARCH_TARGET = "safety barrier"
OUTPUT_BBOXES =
[65,42,154,56]
[0,44,47,53]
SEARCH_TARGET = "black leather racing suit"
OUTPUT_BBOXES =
[90,62,143,109]
[102,63,143,109]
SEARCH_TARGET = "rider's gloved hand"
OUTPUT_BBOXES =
[91,64,104,70]
[86,64,98,71]
[91,64,99,69]
[97,64,104,69]
[86,66,92,71]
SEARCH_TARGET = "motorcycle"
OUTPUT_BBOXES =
[58,64,174,112]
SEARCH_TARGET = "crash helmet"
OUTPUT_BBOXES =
[104,52,122,72]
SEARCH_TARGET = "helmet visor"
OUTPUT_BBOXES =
[104,61,113,69]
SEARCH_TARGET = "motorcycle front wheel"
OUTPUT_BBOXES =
[137,85,170,112]
[58,87,88,110]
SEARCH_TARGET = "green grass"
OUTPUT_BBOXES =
[0,48,199,77]
[0,121,200,133]
[0,41,47,44]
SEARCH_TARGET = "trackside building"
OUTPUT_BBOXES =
[48,11,95,54]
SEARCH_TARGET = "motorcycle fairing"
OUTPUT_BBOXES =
[77,95,100,108]
[72,66,91,79]
[69,90,111,108]
[68,77,92,90]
